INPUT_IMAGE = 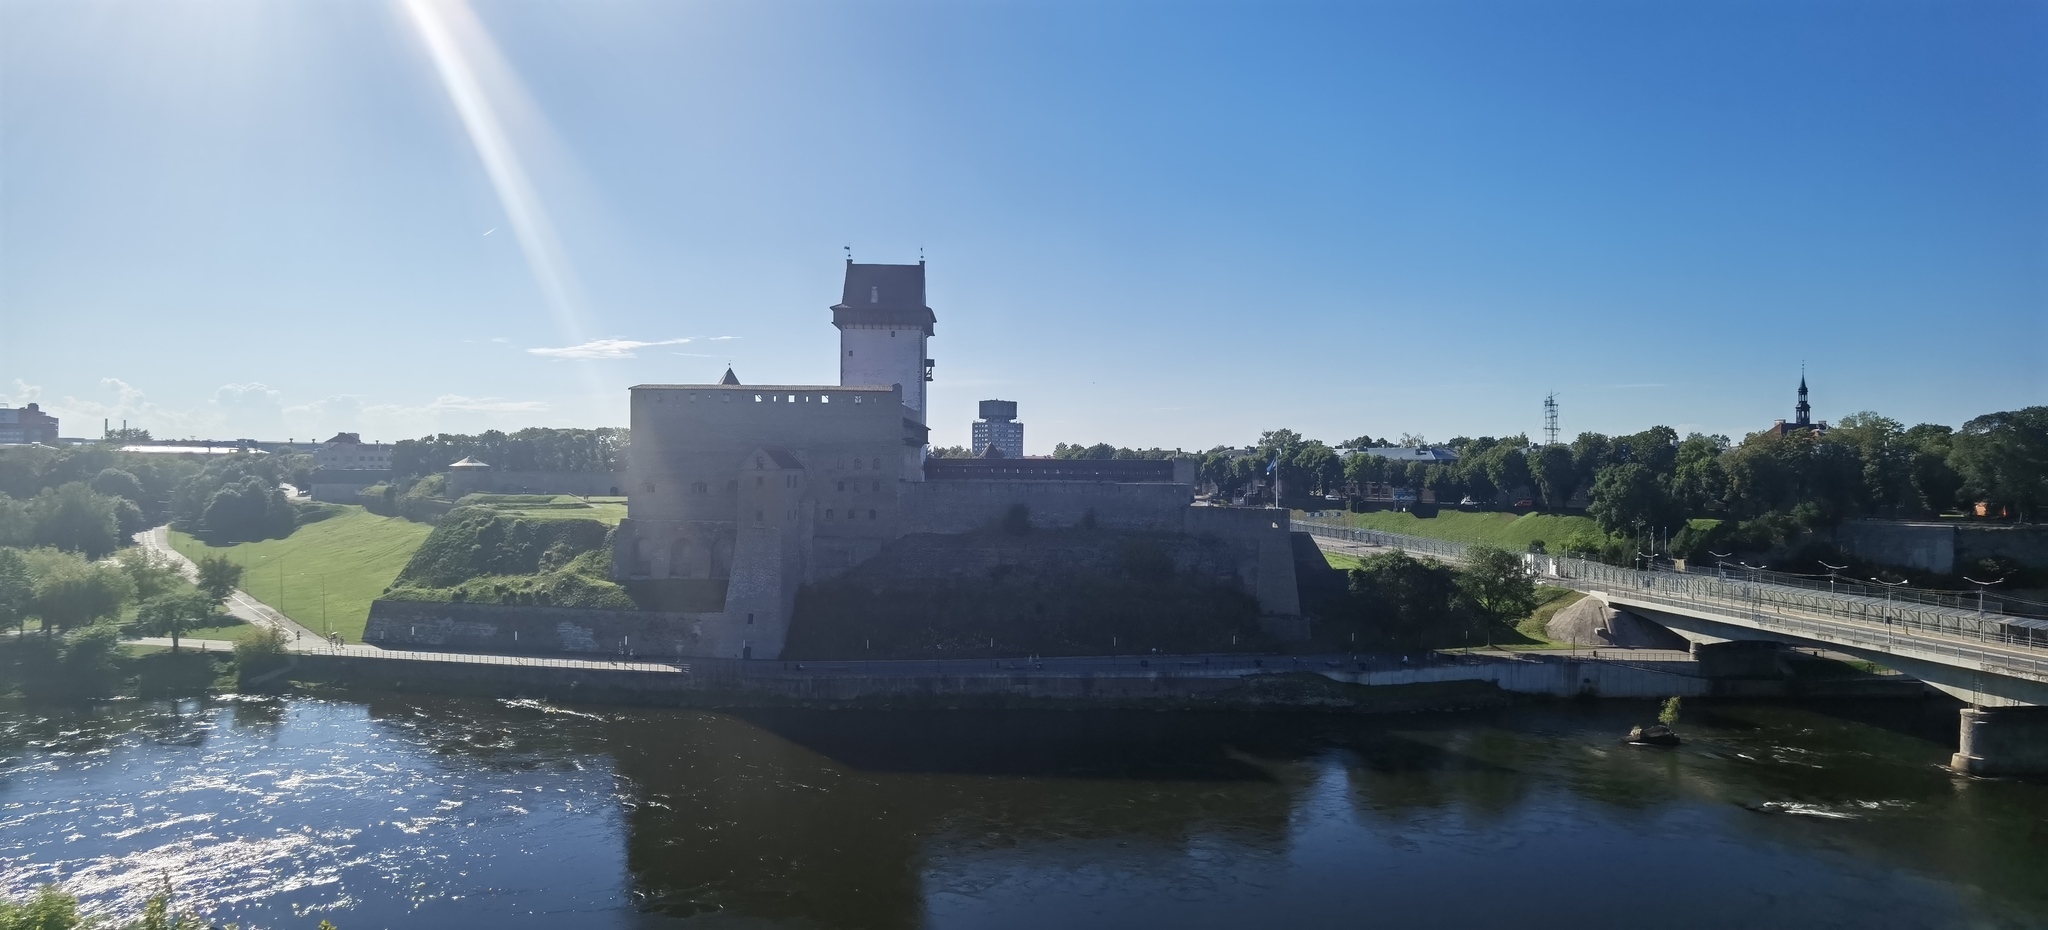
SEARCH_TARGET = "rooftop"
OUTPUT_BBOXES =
[831,261,936,335]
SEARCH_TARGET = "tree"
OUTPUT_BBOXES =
[0,494,29,547]
[1904,423,1963,515]
[1667,434,1728,515]
[88,467,147,507]
[30,483,123,558]
[31,558,133,634]
[1530,445,1576,511]
[135,590,219,652]
[1951,407,2048,522]
[1587,463,1675,536]
[1458,545,1537,628]
[1485,444,1532,501]
[1340,550,1480,649]
[117,547,186,602]
[0,548,30,632]
[196,555,245,604]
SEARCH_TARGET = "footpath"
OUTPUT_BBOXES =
[135,527,325,644]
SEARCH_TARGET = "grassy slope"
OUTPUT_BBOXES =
[169,506,433,640]
[464,495,627,526]
[1298,509,1604,550]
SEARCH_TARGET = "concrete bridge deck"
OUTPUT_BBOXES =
[1300,519,2048,775]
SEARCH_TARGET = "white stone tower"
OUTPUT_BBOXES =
[833,260,935,476]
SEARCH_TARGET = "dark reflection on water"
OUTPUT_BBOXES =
[3,694,2047,929]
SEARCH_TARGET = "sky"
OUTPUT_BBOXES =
[1,0,2042,453]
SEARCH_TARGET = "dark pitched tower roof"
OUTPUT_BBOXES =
[831,261,936,335]
[720,367,741,385]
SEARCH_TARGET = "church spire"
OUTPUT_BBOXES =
[1795,369,1811,426]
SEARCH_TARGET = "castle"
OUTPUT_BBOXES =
[610,260,1300,659]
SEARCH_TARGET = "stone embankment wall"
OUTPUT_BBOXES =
[1832,520,2048,575]
[364,599,740,659]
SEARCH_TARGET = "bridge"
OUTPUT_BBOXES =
[1299,520,2048,776]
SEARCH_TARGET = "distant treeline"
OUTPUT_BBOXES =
[389,428,628,477]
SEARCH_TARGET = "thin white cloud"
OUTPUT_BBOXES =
[424,394,551,413]
[528,337,692,360]
[706,335,739,341]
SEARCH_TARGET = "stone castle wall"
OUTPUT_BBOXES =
[901,480,1193,534]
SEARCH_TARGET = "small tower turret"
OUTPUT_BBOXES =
[1795,373,1811,427]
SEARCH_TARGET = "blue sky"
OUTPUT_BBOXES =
[2,0,2041,451]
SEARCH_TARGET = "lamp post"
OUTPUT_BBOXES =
[1709,550,1732,581]
[1870,576,1908,646]
[1818,561,1848,596]
[1963,575,2004,618]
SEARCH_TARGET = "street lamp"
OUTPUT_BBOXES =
[1870,576,1909,646]
[1963,575,2005,618]
[1709,550,1732,580]
[1818,561,1848,596]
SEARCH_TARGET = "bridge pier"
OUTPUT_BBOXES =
[1951,706,2048,776]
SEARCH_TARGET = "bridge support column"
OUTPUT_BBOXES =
[1951,706,2048,776]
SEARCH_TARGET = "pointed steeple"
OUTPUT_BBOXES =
[720,367,740,386]
[1795,369,1811,426]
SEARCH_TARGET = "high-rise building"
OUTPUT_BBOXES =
[972,399,1024,458]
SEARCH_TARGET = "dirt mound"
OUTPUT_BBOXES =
[1545,597,1689,649]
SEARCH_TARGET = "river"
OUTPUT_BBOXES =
[3,693,2045,929]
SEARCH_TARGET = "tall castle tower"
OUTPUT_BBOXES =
[1795,374,1812,427]
[832,260,936,424]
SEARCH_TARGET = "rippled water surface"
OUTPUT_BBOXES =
[3,694,2046,929]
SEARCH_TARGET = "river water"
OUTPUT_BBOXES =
[3,693,2046,929]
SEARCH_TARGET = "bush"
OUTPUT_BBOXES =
[233,625,292,687]
[393,508,609,588]
[1000,503,1032,536]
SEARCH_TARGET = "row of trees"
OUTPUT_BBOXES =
[0,544,243,649]
[388,428,628,478]
[1310,546,1537,651]
[1139,405,2044,527]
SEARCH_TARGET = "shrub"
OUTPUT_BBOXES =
[233,625,292,687]
[1000,503,1032,536]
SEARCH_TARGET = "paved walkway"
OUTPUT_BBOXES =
[136,527,325,644]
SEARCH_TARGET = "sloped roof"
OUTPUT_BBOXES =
[720,367,740,385]
[449,456,491,469]
[831,261,936,335]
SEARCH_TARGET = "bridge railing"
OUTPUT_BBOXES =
[1296,520,2047,655]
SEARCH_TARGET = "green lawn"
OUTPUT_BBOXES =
[180,618,251,642]
[169,506,434,641]
[1296,509,1605,550]
[463,494,626,526]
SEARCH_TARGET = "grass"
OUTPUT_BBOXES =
[169,505,434,641]
[1511,586,1588,647]
[179,618,251,642]
[461,494,627,526]
[1296,509,1605,551]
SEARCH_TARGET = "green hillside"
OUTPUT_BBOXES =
[169,506,434,641]
[1295,509,1604,551]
